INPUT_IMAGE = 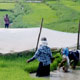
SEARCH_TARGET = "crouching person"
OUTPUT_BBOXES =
[26,37,54,77]
[69,50,79,69]
[59,47,70,72]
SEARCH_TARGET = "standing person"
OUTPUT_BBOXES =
[26,37,54,77]
[4,14,10,28]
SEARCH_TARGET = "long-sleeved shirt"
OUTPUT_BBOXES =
[30,45,53,66]
[4,17,9,24]
[62,48,70,66]
[63,48,69,56]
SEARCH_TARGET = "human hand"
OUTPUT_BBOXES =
[26,60,30,63]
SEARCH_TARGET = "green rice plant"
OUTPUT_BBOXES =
[0,0,80,32]
[44,0,80,32]
[1,50,80,80]
[61,0,80,12]
[23,3,58,27]
[50,61,58,70]
[0,3,15,9]
[0,51,62,80]
[0,0,26,2]
[0,67,45,80]
[50,53,62,70]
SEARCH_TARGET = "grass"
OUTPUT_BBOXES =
[61,0,80,12]
[0,3,15,28]
[0,51,62,80]
[0,52,43,80]
[44,0,80,32]
[23,3,58,27]
[0,11,12,28]
[0,0,80,32]
[0,3,15,9]
[0,0,25,2]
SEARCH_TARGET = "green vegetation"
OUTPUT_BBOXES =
[45,0,80,32]
[0,3,15,27]
[23,3,57,27]
[0,0,25,2]
[0,0,80,32]
[0,3,15,9]
[0,51,62,80]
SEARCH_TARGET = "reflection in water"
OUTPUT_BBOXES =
[31,68,80,80]
[50,70,80,80]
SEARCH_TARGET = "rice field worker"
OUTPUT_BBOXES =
[69,50,80,69]
[59,47,70,72]
[26,37,54,77]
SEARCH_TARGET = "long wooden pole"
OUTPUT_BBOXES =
[36,18,43,51]
[77,20,80,49]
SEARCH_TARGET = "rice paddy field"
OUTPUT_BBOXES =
[0,51,62,80]
[0,0,80,32]
[0,0,80,80]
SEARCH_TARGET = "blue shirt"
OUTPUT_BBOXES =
[63,48,69,56]
[32,45,53,66]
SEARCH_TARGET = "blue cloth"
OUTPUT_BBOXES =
[32,45,53,66]
[63,48,69,56]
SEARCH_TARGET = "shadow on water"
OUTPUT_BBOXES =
[30,67,80,80]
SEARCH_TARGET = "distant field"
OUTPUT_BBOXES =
[0,0,80,33]
[0,0,24,2]
[0,3,15,27]
[45,0,80,32]
[0,3,15,9]
[23,3,58,27]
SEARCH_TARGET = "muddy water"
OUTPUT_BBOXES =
[50,70,80,80]
[31,69,80,80]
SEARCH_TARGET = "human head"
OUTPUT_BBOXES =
[6,14,8,17]
[41,37,47,41]
[40,37,48,46]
